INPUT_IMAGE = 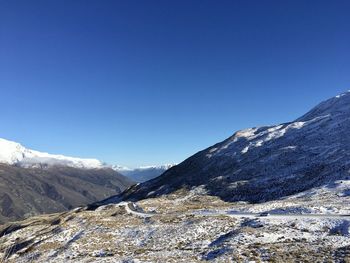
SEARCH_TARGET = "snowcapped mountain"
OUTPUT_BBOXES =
[115,164,176,182]
[122,91,350,202]
[0,138,176,179]
[0,138,135,223]
[0,138,104,169]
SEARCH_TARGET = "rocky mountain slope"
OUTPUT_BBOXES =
[0,139,134,223]
[0,164,133,224]
[116,164,175,182]
[122,91,350,203]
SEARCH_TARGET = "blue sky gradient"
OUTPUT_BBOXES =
[1,0,349,167]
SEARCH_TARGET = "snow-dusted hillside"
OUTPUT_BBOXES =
[0,138,104,169]
[2,91,350,263]
[116,164,176,182]
[123,91,350,202]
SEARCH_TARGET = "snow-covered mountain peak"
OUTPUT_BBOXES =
[124,90,350,203]
[335,89,350,98]
[298,90,350,122]
[208,92,350,159]
[0,138,104,169]
[0,138,27,164]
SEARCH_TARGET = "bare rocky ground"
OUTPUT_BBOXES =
[0,185,350,263]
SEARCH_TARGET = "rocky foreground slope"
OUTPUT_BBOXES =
[0,187,350,262]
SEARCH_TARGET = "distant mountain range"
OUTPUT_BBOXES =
[122,91,350,203]
[0,138,174,182]
[115,164,176,182]
[0,138,176,223]
[0,139,134,223]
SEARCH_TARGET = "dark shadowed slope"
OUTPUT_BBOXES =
[121,91,350,203]
[0,165,133,224]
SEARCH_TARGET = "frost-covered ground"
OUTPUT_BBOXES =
[242,179,350,215]
[1,185,350,262]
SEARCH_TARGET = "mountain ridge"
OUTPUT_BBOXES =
[0,138,175,181]
[119,91,350,203]
[0,139,135,223]
[0,138,104,169]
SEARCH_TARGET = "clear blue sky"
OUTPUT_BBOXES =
[0,0,349,167]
